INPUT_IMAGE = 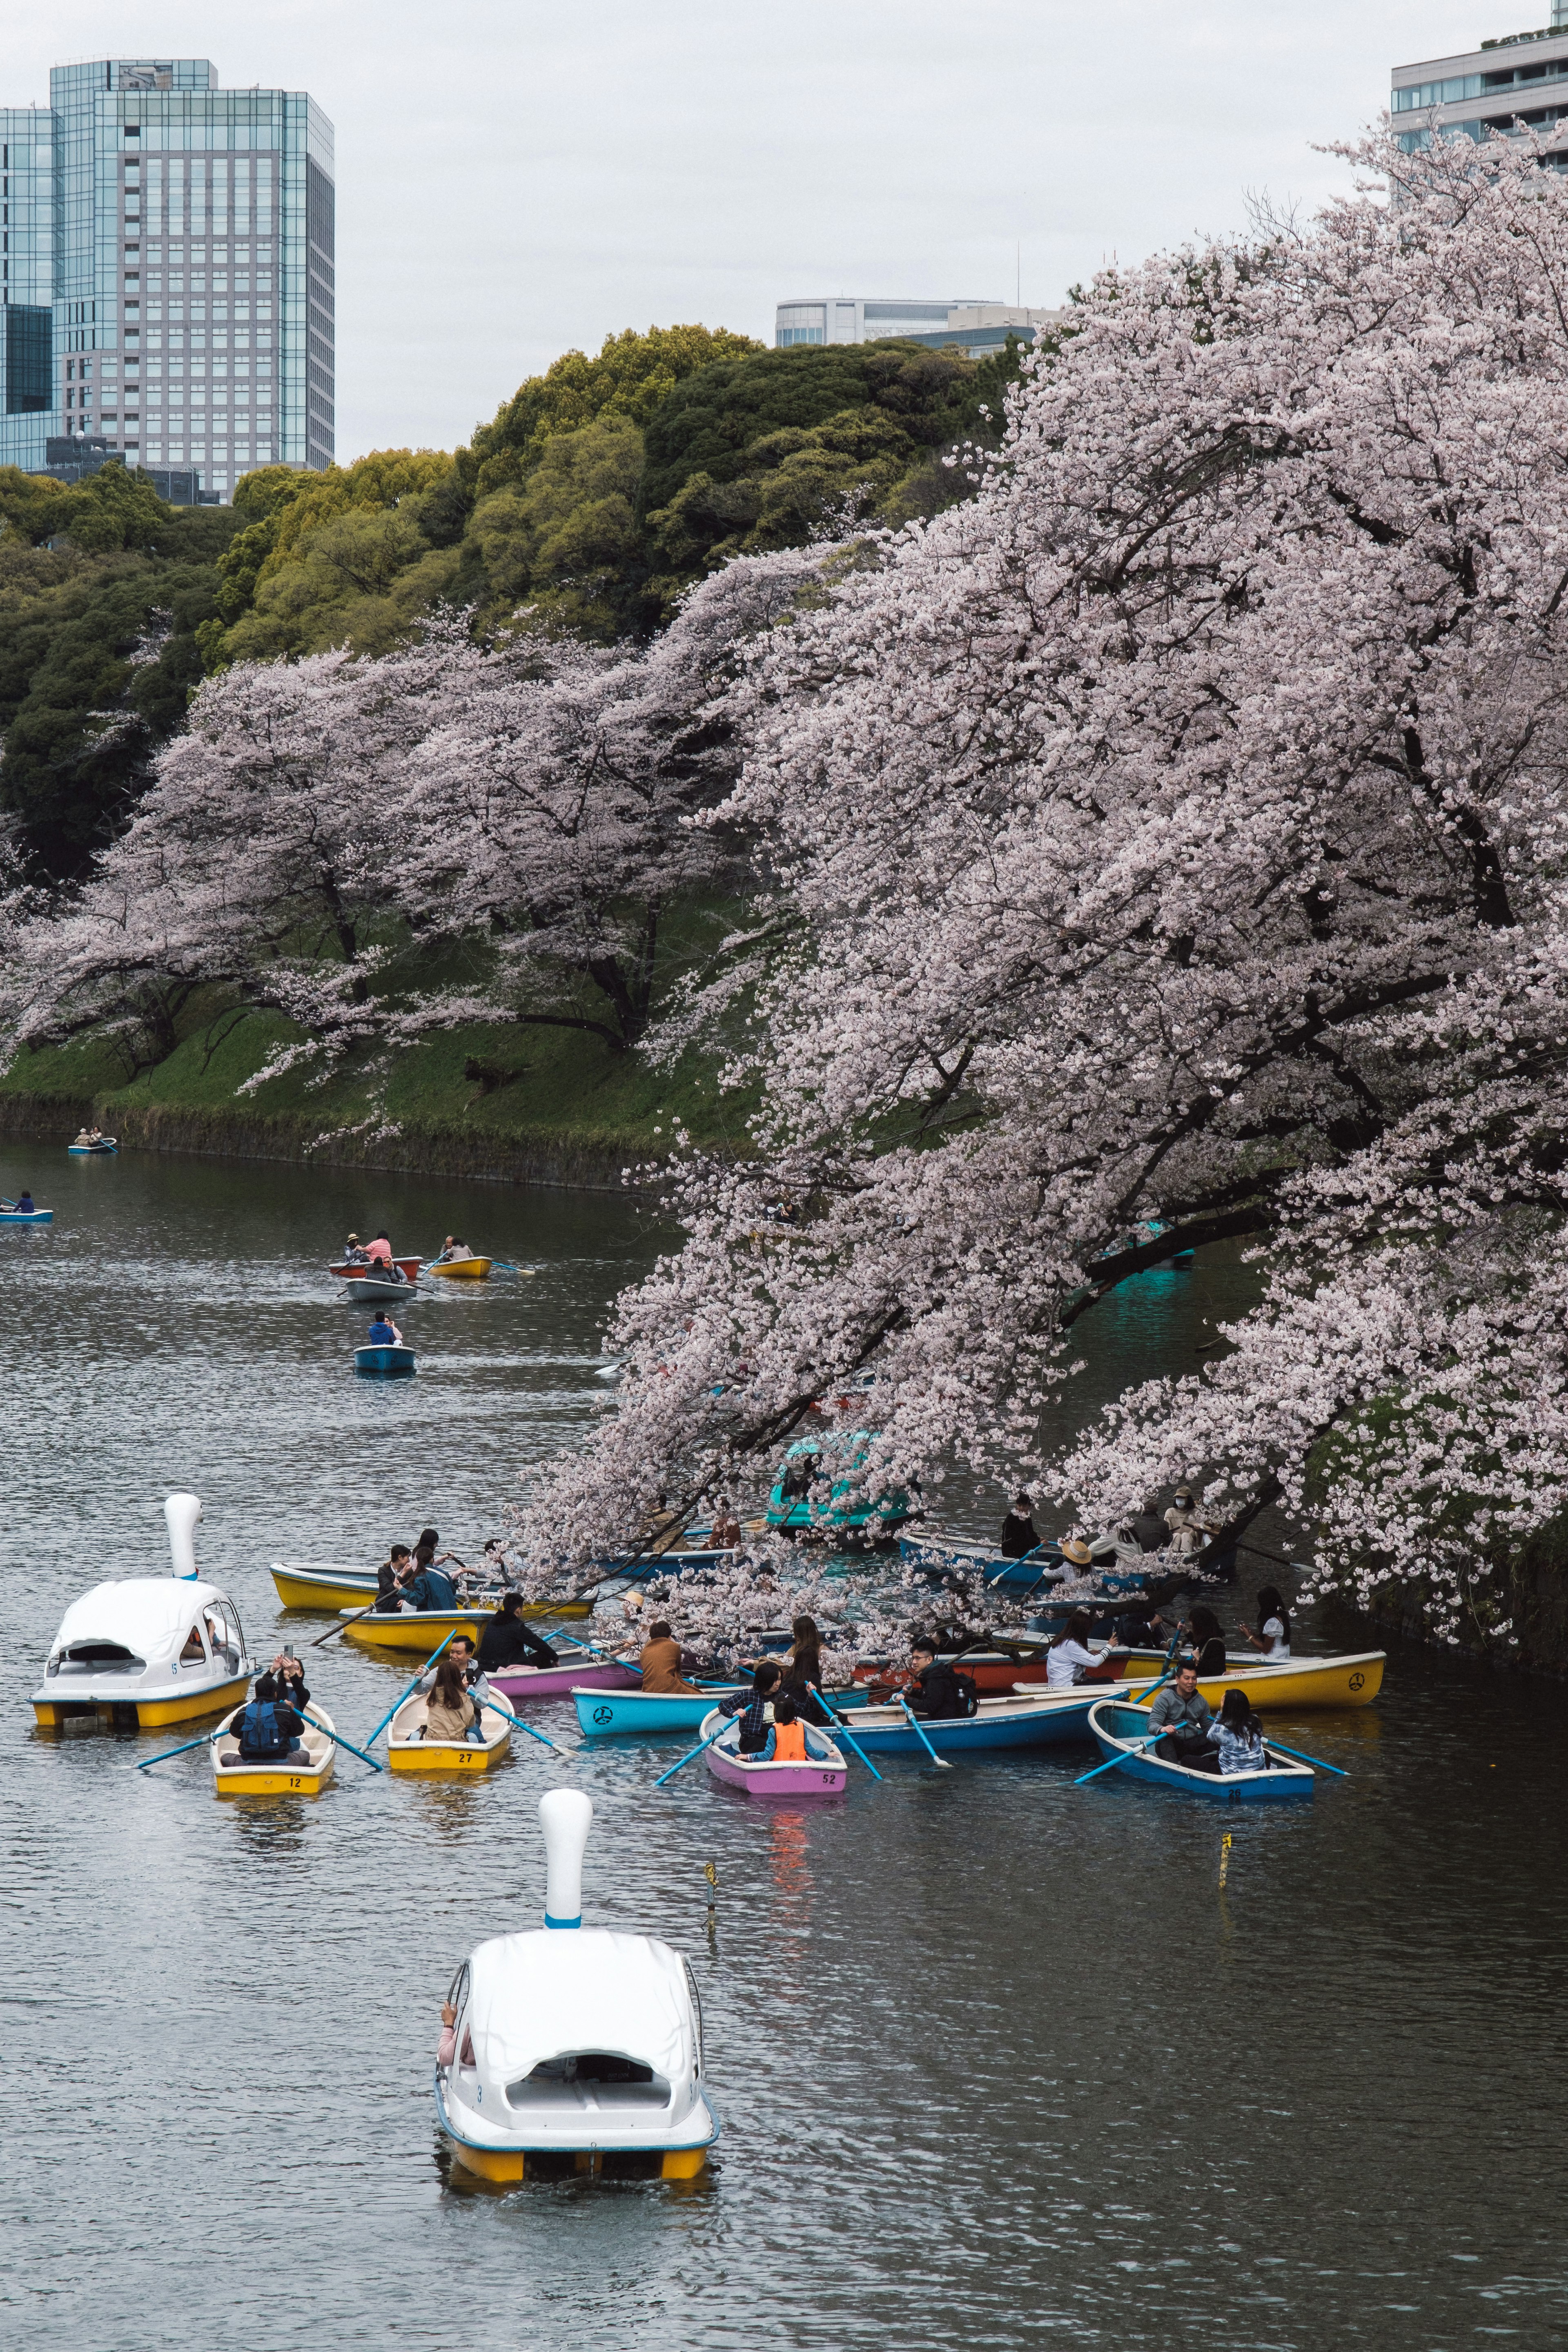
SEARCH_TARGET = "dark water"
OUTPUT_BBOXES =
[3,1145,1566,2352]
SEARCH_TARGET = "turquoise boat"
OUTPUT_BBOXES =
[0,1208,53,1225]
[765,1430,912,1539]
[354,1344,416,1377]
[572,1684,745,1735]
[1085,1699,1315,1802]
[67,1140,118,1155]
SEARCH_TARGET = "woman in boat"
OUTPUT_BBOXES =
[1000,1493,1041,1559]
[704,1496,743,1549]
[365,1230,394,1266]
[1046,1609,1124,1689]
[423,1653,481,1742]
[1204,1686,1269,1775]
[478,1591,559,1672]
[432,1234,471,1265]
[718,1660,782,1752]
[639,1619,703,1695]
[1184,1605,1227,1677]
[1240,1586,1292,1659]
[777,1615,834,1725]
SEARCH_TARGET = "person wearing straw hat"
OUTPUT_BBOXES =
[1058,1536,1095,1573]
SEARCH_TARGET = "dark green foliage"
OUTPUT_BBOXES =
[0,488,241,878]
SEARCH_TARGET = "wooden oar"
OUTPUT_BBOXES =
[364,1631,457,1747]
[897,1694,952,1768]
[654,1717,729,1787]
[810,1684,882,1782]
[298,1708,384,1773]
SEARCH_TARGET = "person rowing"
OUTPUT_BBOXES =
[343,1232,370,1265]
[431,1234,471,1265]
[477,1591,559,1672]
[639,1619,704,1695]
[1146,1656,1215,1764]
[9,1189,36,1215]
[718,1661,782,1753]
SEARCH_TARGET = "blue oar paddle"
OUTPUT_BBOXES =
[1261,1735,1347,1776]
[138,1729,218,1769]
[1075,1730,1166,1785]
[897,1693,952,1768]
[364,1630,457,1748]
[479,1692,566,1753]
[654,1717,729,1787]
[811,1683,882,1782]
[299,1708,384,1773]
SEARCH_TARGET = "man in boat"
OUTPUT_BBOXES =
[223,1671,312,1769]
[999,1494,1041,1559]
[1146,1657,1216,1765]
[432,1234,471,1265]
[477,1592,559,1672]
[639,1618,704,1694]
[1124,1502,1169,1554]
[366,1313,405,1350]
[416,1634,494,1720]
[375,1544,414,1611]
[14,1190,35,1214]
[343,1232,370,1265]
[902,1639,974,1719]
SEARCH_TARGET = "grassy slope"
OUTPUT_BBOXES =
[0,1001,753,1177]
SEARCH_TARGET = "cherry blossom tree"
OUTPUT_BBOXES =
[511,129,1568,1643]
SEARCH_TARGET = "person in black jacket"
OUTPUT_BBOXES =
[477,1592,559,1672]
[999,1494,1040,1559]
[903,1642,971,1719]
[223,1671,311,1767]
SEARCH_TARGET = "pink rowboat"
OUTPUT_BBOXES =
[700,1706,848,1800]
[486,1654,638,1703]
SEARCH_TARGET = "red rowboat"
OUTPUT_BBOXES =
[330,1256,421,1281]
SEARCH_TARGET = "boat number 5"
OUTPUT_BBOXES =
[1348,1672,1364,1692]
[593,1706,613,1725]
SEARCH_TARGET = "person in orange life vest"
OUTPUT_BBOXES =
[757,1693,808,1762]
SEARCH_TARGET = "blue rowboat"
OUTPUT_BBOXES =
[67,1140,118,1154]
[572,1684,745,1736]
[573,1684,879,1740]
[0,1208,53,1225]
[1085,1699,1314,1802]
[828,1688,1120,1757]
[354,1344,416,1377]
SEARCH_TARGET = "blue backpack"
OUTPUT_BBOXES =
[238,1700,289,1757]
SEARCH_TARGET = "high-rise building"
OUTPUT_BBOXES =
[775,297,1064,357]
[0,57,334,502]
[1392,4,1568,164]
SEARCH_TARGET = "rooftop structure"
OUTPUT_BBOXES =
[775,297,1065,358]
[1392,5,1568,161]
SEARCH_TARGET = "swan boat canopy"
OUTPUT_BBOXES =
[436,1789,717,2184]
[32,1495,251,1729]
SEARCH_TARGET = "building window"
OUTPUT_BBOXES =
[776,327,824,347]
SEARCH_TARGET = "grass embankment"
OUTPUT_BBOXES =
[0,998,750,1186]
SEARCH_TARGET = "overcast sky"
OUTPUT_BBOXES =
[15,4,1499,460]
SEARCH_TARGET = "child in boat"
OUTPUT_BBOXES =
[1205,1686,1269,1774]
[718,1661,781,1752]
[756,1694,809,1763]
[1240,1585,1292,1659]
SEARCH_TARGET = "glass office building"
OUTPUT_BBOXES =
[1391,2,1568,162]
[0,57,333,501]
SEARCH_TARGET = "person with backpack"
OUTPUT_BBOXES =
[222,1671,311,1768]
[903,1641,976,1719]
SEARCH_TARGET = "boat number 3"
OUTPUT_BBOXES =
[1348,1672,1365,1691]
[593,1706,614,1725]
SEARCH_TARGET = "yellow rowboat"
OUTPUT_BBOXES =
[428,1255,492,1281]
[344,1607,486,1653]
[270,1561,589,1619]
[388,1693,511,1772]
[212,1703,337,1797]
[1119,1649,1386,1711]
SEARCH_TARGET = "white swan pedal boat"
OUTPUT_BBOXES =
[437,1790,717,2184]
[212,1703,337,1796]
[389,1691,512,1773]
[31,1494,252,1730]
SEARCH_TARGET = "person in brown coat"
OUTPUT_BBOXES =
[639,1619,702,1695]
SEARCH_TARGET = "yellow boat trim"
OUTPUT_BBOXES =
[34,1674,252,1730]
[215,1763,333,1796]
[388,1694,510,1769]
[1122,1651,1385,1712]
[270,1565,588,1618]
[446,2141,706,2183]
[428,1256,492,1280]
[345,1611,486,1653]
